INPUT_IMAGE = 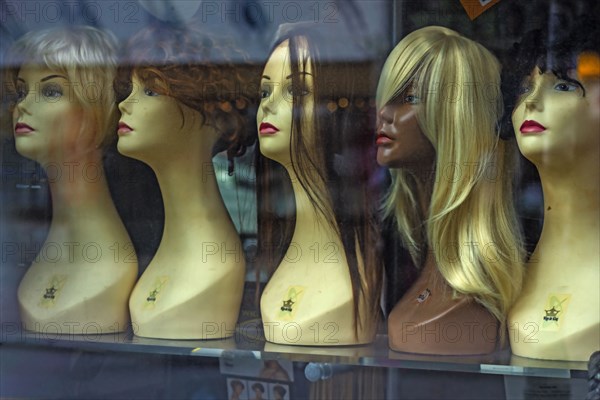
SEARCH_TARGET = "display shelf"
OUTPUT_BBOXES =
[0,326,588,380]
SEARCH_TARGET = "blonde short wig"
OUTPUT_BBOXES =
[377,26,524,339]
[10,26,119,147]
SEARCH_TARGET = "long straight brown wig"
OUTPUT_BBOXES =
[256,23,382,337]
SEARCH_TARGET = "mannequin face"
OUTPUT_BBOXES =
[257,39,314,166]
[232,384,243,395]
[117,74,204,161]
[511,67,600,164]
[12,65,88,163]
[375,94,435,170]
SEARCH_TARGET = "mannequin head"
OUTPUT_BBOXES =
[272,385,286,400]
[503,20,600,167]
[256,23,382,336]
[376,93,435,173]
[257,38,314,166]
[117,72,207,164]
[256,23,354,206]
[376,26,506,263]
[376,26,503,174]
[251,383,265,398]
[9,26,118,162]
[376,26,524,339]
[230,380,244,395]
[116,23,251,169]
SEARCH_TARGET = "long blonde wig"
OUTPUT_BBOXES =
[377,26,524,338]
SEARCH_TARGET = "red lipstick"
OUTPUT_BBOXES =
[376,133,392,145]
[14,122,34,136]
[117,122,133,136]
[259,122,279,135]
[520,120,546,134]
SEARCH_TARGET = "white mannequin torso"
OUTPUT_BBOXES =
[118,78,247,340]
[18,159,138,334]
[127,147,245,340]
[128,191,245,340]
[256,39,376,345]
[509,166,600,361]
[260,171,375,346]
[509,74,600,361]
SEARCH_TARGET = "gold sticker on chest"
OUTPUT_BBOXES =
[278,286,306,321]
[144,276,169,309]
[38,275,67,308]
[541,293,571,331]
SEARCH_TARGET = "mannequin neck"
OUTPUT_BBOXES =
[536,153,600,226]
[529,153,600,272]
[45,149,114,224]
[150,141,227,239]
[284,165,339,241]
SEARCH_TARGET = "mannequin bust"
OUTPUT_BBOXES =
[250,382,265,400]
[505,23,600,361]
[117,24,249,339]
[10,26,137,334]
[229,380,245,400]
[376,26,525,355]
[272,385,287,400]
[257,24,382,346]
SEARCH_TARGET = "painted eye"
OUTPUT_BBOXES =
[287,84,309,96]
[15,85,28,103]
[259,87,271,99]
[144,88,159,96]
[405,94,420,104]
[516,76,534,97]
[554,81,579,92]
[517,84,532,96]
[115,79,133,102]
[41,84,63,99]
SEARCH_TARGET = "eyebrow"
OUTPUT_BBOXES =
[285,72,313,79]
[261,71,314,81]
[41,74,68,82]
[17,75,68,83]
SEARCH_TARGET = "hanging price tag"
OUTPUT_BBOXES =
[459,0,502,20]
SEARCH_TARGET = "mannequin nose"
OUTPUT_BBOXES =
[377,107,393,129]
[118,85,137,114]
[15,92,32,116]
[524,96,543,112]
[260,92,277,115]
[261,82,289,115]
[523,84,544,112]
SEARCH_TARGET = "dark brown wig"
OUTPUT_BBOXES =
[256,23,382,337]
[501,13,599,138]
